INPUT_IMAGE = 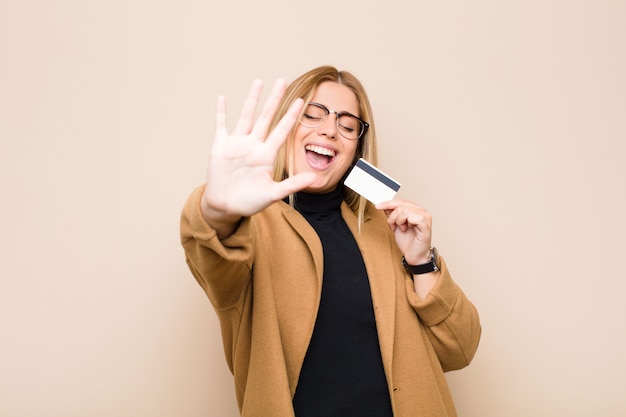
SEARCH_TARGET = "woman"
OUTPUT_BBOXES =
[180,65,481,417]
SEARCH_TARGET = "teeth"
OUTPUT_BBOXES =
[305,145,336,157]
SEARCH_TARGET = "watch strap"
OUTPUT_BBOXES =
[402,247,440,275]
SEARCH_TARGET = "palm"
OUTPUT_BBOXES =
[207,126,286,217]
[203,80,315,218]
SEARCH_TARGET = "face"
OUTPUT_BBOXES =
[291,81,361,193]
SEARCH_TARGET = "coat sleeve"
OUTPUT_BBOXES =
[405,256,482,372]
[179,185,254,310]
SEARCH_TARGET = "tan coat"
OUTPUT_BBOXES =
[181,185,481,417]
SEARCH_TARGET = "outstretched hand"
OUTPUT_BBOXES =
[201,79,316,238]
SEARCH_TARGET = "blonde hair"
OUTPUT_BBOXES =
[270,65,378,226]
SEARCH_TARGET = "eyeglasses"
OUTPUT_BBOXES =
[299,102,369,140]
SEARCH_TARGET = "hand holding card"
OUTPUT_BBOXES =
[344,158,401,205]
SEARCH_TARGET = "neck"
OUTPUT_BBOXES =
[292,185,344,216]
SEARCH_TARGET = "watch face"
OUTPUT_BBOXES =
[432,247,440,269]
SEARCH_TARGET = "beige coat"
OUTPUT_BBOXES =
[181,185,481,417]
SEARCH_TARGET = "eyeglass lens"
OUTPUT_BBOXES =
[300,103,364,140]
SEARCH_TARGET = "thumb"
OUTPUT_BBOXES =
[270,172,317,201]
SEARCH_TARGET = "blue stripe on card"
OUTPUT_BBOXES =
[355,159,401,191]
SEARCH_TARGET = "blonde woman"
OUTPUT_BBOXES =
[181,65,481,417]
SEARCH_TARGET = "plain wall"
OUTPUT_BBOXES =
[1,1,625,416]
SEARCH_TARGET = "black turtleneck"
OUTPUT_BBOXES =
[291,186,393,417]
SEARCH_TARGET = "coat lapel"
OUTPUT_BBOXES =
[280,204,324,394]
[341,204,397,376]
[278,201,397,387]
[281,206,324,285]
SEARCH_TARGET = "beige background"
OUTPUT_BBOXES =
[1,1,625,416]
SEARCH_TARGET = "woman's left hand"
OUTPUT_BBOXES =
[376,199,433,265]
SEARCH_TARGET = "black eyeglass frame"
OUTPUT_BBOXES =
[299,102,370,140]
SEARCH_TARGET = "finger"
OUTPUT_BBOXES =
[389,211,410,230]
[375,199,403,211]
[250,79,289,140]
[407,211,431,228]
[215,95,227,134]
[268,172,316,202]
[390,208,429,234]
[401,209,422,224]
[264,98,304,152]
[233,79,264,135]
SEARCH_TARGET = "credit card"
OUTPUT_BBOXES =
[344,158,401,205]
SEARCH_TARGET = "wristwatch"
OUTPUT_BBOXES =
[402,247,440,275]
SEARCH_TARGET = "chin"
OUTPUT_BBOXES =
[304,179,337,194]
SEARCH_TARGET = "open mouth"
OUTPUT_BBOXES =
[305,144,336,168]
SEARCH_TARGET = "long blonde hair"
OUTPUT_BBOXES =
[270,65,378,225]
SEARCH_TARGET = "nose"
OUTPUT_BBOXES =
[318,114,339,139]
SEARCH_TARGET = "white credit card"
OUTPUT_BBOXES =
[344,158,401,205]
